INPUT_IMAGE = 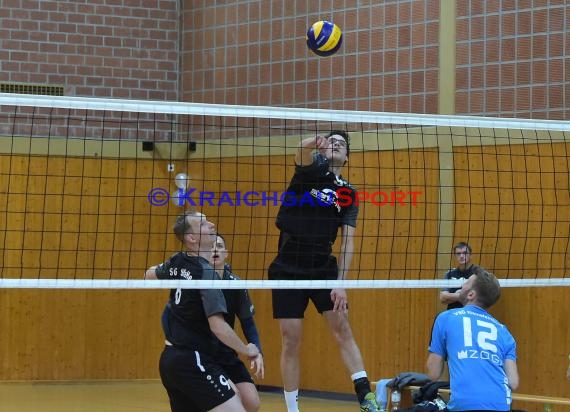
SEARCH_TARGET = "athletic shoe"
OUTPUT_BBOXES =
[359,392,380,412]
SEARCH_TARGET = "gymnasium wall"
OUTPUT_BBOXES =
[1,0,569,407]
[1,1,567,117]
[180,1,440,112]
[179,1,569,119]
[1,146,568,404]
[455,2,568,119]
[0,0,179,100]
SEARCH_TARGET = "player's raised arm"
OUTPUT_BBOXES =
[295,135,327,166]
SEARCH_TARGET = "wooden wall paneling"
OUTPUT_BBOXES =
[83,289,165,379]
[34,289,88,379]
[0,289,87,380]
[0,145,569,404]
[496,287,570,401]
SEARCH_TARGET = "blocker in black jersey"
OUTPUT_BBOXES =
[145,210,259,412]
[155,252,227,355]
[209,234,264,412]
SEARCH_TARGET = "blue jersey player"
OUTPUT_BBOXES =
[427,271,519,412]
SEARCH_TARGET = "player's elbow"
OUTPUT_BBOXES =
[507,371,519,390]
[427,369,440,382]
[505,360,519,390]
[144,267,157,280]
[208,314,228,337]
[426,354,443,381]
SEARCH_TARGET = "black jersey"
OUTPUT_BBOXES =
[155,252,228,355]
[221,266,255,329]
[217,266,256,358]
[276,153,358,246]
[443,264,483,310]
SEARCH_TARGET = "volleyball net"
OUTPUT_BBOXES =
[1,93,569,289]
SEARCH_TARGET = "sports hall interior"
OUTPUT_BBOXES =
[0,1,568,411]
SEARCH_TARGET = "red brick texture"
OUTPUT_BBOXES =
[0,0,179,101]
[180,0,441,114]
[2,0,568,119]
[455,0,568,119]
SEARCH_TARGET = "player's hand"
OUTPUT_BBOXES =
[245,343,259,359]
[330,288,348,313]
[299,136,322,148]
[249,353,265,379]
[315,135,328,151]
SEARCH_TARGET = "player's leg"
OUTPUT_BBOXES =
[272,288,309,390]
[234,382,260,412]
[271,287,309,412]
[222,357,261,412]
[279,317,303,390]
[316,291,378,412]
[279,317,303,412]
[322,309,364,372]
[209,395,247,412]
[309,287,365,374]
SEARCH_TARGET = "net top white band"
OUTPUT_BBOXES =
[0,278,568,289]
[1,92,569,132]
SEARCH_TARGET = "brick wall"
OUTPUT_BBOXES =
[456,0,568,119]
[0,0,179,101]
[180,0,569,119]
[180,0,441,113]
[1,0,567,120]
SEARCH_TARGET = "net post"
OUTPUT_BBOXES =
[436,132,455,275]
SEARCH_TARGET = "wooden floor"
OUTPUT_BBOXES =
[0,380,358,412]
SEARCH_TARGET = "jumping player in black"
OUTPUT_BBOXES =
[209,233,264,412]
[145,210,259,412]
[268,131,379,412]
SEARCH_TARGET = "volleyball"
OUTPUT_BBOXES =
[306,20,343,57]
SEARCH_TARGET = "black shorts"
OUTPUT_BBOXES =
[159,345,236,412]
[268,254,338,318]
[217,350,254,385]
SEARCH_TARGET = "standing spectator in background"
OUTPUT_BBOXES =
[440,242,483,310]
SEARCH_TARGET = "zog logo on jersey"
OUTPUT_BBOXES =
[457,349,501,364]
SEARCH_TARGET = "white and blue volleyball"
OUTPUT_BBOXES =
[306,20,343,57]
